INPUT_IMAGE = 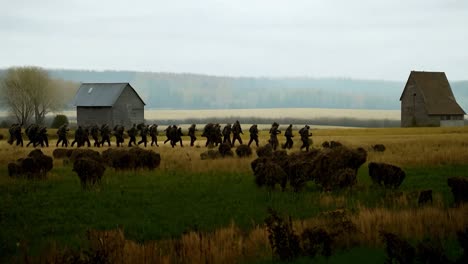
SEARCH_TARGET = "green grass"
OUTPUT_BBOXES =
[0,163,467,260]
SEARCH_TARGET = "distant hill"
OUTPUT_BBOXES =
[1,69,467,111]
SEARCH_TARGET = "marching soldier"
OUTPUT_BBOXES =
[90,124,100,147]
[113,125,125,147]
[231,120,243,146]
[283,124,294,149]
[56,124,69,147]
[247,124,259,147]
[37,126,49,147]
[268,122,281,150]
[127,124,137,147]
[222,123,232,146]
[71,126,84,147]
[138,124,149,147]
[149,124,159,147]
[164,125,172,145]
[100,124,111,147]
[299,125,312,152]
[188,124,197,147]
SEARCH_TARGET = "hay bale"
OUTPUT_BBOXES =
[235,145,252,157]
[256,144,273,158]
[53,148,69,159]
[418,190,433,206]
[368,162,406,189]
[73,158,106,189]
[0,134,4,140]
[447,177,468,205]
[372,144,386,152]
[200,150,222,160]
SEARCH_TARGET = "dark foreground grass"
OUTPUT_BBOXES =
[251,247,386,264]
[0,163,467,261]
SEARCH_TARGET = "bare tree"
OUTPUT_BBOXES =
[0,67,65,125]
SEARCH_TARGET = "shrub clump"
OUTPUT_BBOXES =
[368,162,406,189]
[251,146,367,191]
[256,144,273,158]
[200,150,222,160]
[102,148,161,170]
[69,149,102,163]
[8,149,53,179]
[73,158,106,189]
[372,144,386,152]
[50,114,69,128]
[218,143,234,157]
[52,148,69,159]
[265,209,356,262]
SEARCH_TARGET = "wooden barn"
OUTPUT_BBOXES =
[73,83,145,127]
[400,71,465,127]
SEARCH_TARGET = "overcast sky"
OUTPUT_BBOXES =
[1,0,467,80]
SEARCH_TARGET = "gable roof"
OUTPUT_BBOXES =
[73,83,145,107]
[400,71,465,115]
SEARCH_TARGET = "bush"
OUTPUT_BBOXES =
[8,149,53,179]
[256,144,273,157]
[235,145,252,157]
[200,150,222,160]
[50,114,69,128]
[218,143,233,157]
[265,209,301,261]
[73,158,106,189]
[251,146,367,191]
[102,148,161,170]
[52,148,69,159]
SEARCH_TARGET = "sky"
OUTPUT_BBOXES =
[1,0,467,81]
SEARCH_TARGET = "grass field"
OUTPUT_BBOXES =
[0,126,467,263]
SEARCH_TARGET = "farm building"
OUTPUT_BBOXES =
[73,83,145,127]
[400,71,465,127]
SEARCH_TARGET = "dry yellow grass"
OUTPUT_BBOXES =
[2,126,467,170]
[32,204,468,264]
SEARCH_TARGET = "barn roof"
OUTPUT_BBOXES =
[73,83,145,107]
[400,71,465,115]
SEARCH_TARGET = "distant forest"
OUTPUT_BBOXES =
[1,69,468,111]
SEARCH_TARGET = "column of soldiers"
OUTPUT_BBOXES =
[6,122,314,151]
